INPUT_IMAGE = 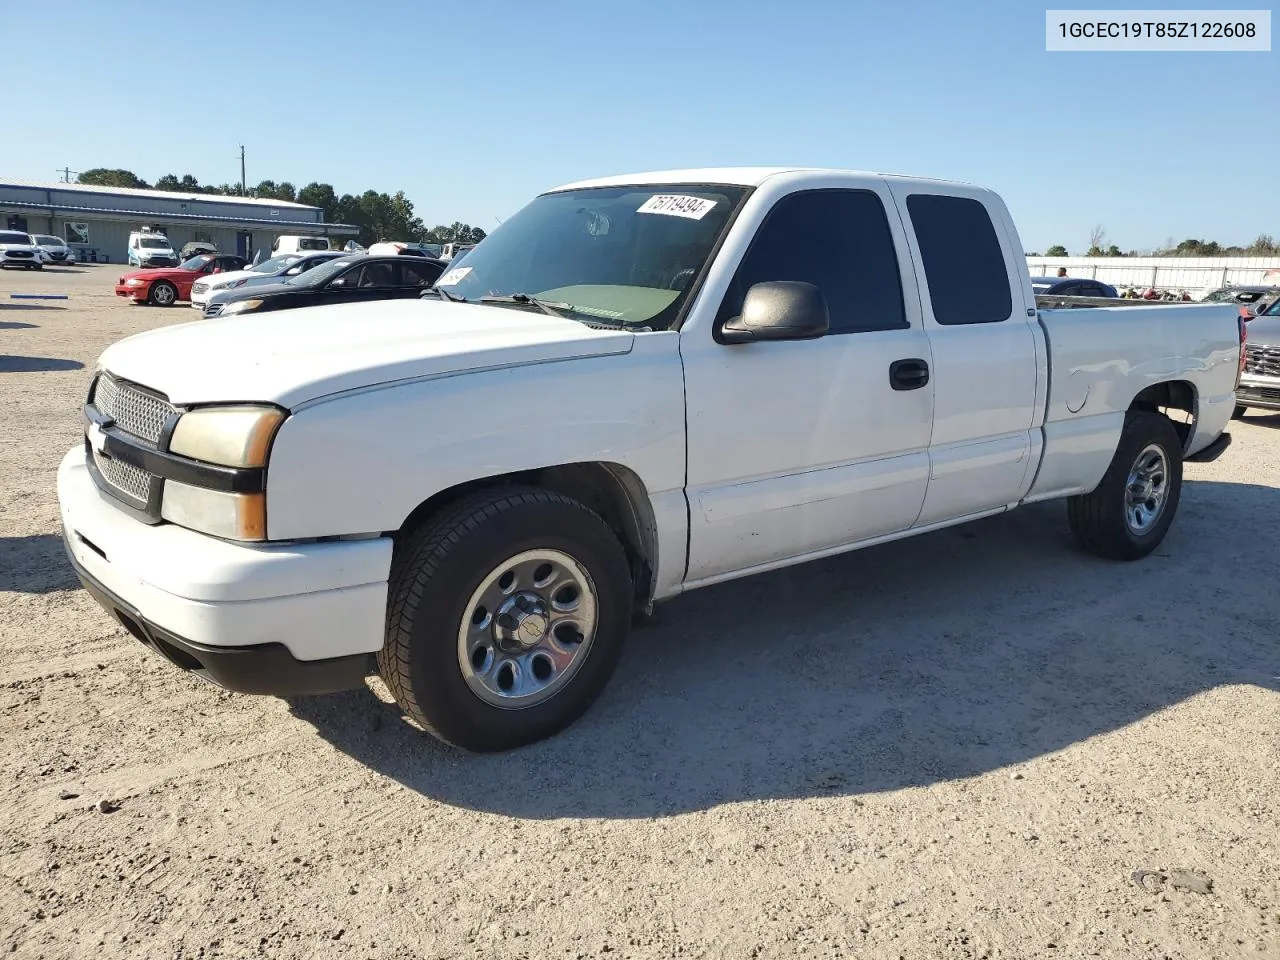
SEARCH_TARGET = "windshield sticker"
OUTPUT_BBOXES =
[574,305,626,320]
[438,266,472,286]
[637,195,718,220]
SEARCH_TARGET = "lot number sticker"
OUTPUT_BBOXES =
[637,195,718,220]
[437,266,472,286]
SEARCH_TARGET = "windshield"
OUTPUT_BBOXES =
[1203,289,1235,302]
[34,235,62,246]
[0,232,30,244]
[251,254,300,274]
[139,237,172,249]
[180,255,214,270]
[1261,298,1280,317]
[436,184,750,328]
[284,254,361,286]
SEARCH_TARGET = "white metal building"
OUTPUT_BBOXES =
[0,178,358,264]
[1025,255,1280,297]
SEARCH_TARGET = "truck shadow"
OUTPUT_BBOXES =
[1240,411,1280,429]
[288,479,1279,819]
[0,356,83,372]
[0,534,80,594]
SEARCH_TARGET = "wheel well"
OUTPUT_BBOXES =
[1129,380,1197,449]
[394,463,659,611]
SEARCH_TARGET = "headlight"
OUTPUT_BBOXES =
[169,405,284,467]
[125,278,145,286]
[163,405,285,541]
[161,482,266,541]
[223,298,263,315]
[228,278,249,288]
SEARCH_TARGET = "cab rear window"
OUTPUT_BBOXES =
[907,194,1013,326]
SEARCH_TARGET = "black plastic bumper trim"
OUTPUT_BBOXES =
[64,543,373,697]
[1185,431,1232,463]
[84,405,265,494]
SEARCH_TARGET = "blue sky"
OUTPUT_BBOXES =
[5,1,1276,251]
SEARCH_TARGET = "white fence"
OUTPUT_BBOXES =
[1024,256,1280,297]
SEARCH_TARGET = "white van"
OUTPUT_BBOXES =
[270,235,332,256]
[127,228,179,268]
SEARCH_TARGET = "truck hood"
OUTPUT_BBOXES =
[1246,314,1280,347]
[199,268,269,289]
[97,298,635,407]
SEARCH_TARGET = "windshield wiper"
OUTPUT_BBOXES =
[478,293,572,318]
[423,285,466,303]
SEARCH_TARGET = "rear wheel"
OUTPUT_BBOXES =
[378,487,633,752]
[149,281,177,307]
[1067,411,1183,561]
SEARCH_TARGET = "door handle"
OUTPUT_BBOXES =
[889,358,930,391]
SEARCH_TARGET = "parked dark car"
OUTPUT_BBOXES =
[205,254,446,317]
[1234,296,1280,417]
[179,241,218,260]
[1029,276,1119,298]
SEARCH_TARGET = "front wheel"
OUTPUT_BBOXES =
[378,487,633,752]
[149,281,177,306]
[1067,411,1183,561]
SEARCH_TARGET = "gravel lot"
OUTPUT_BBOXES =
[1,265,1277,959]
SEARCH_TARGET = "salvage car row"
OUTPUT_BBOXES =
[0,229,79,267]
[114,248,449,314]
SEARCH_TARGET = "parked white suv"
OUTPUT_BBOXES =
[57,168,1241,753]
[0,230,43,269]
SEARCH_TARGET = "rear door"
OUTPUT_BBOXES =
[887,183,1041,525]
[397,259,444,295]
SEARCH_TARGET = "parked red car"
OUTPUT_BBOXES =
[114,253,249,307]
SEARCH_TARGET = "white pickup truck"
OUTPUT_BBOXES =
[57,167,1244,752]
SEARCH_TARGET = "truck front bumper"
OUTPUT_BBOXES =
[57,447,393,696]
[1236,378,1280,411]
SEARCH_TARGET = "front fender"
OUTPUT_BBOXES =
[264,334,686,541]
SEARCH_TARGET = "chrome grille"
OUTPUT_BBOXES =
[1245,344,1280,378]
[204,303,224,318]
[93,374,175,444]
[91,446,150,504]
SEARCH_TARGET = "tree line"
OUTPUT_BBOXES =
[1030,225,1279,258]
[75,168,486,248]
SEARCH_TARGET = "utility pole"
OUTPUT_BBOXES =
[57,167,76,183]
[239,145,246,195]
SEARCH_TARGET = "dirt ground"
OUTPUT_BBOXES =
[1,265,1277,960]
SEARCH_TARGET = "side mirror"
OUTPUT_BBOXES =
[718,281,829,345]
[1243,303,1260,318]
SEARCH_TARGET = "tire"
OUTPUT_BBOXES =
[378,486,633,752]
[149,281,177,307]
[1067,411,1183,561]
[1232,404,1247,419]
[33,263,43,271]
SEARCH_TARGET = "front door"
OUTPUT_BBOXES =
[682,184,934,584]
